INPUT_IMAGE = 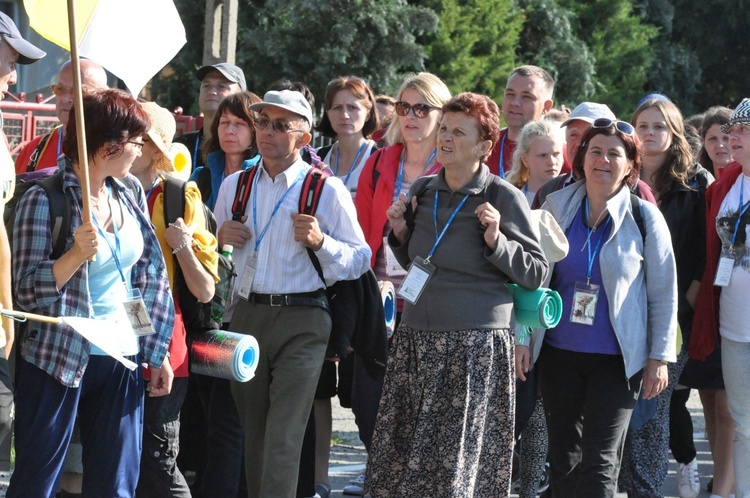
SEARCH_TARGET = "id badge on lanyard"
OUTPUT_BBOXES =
[123,288,155,336]
[396,191,469,305]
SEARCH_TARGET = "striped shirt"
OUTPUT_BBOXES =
[13,157,174,387]
[213,158,371,316]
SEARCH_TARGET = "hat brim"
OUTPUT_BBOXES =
[146,128,174,172]
[249,102,312,125]
[560,116,596,127]
[4,36,46,65]
[721,119,750,134]
[195,65,246,90]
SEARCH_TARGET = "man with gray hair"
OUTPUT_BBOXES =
[213,90,371,497]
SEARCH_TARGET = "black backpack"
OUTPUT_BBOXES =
[161,177,237,332]
[4,168,71,261]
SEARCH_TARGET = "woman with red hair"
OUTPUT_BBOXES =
[367,92,548,496]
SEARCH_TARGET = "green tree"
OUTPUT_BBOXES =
[148,0,437,117]
[672,0,750,112]
[148,0,206,115]
[239,0,438,108]
[635,0,702,115]
[515,0,596,108]
[413,0,523,102]
[560,0,658,117]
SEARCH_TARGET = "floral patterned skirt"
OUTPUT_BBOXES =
[366,325,515,497]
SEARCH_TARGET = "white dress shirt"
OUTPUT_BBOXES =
[214,158,371,319]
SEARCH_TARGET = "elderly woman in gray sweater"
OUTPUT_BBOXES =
[517,119,677,497]
[366,92,548,497]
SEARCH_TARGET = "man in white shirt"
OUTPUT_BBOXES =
[213,90,371,498]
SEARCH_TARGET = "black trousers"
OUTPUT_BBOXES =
[538,344,642,498]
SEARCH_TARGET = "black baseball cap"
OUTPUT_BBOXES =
[196,62,246,91]
[0,12,46,65]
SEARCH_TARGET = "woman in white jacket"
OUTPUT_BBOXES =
[516,118,678,497]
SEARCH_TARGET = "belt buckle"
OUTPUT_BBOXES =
[270,295,284,306]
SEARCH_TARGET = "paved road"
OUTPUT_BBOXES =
[327,389,716,498]
[0,390,715,497]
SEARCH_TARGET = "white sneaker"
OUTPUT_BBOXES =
[678,458,700,498]
[343,472,366,496]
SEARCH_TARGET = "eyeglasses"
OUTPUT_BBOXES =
[127,140,145,150]
[256,117,304,134]
[394,101,437,118]
[592,118,635,136]
[51,84,90,97]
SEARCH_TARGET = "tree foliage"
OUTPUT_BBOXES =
[672,0,750,113]
[635,0,702,115]
[559,0,658,117]
[239,0,437,110]
[149,0,437,116]
[515,0,596,108]
[413,0,522,102]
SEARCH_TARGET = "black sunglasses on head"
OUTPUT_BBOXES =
[394,101,437,118]
[592,118,635,136]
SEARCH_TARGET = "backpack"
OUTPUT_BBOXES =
[231,166,389,376]
[161,176,237,332]
[4,168,71,260]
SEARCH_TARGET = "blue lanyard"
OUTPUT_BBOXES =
[498,133,507,179]
[193,135,201,170]
[92,186,127,286]
[335,141,368,187]
[395,148,437,197]
[56,127,63,157]
[427,190,470,263]
[252,167,305,252]
[584,197,611,285]
[732,178,750,246]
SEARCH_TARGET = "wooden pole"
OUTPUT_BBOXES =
[66,0,91,226]
[0,307,62,325]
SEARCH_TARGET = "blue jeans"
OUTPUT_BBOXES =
[9,356,143,498]
[721,337,750,498]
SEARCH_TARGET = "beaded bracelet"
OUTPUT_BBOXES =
[172,241,191,254]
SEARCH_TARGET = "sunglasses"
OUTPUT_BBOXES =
[592,118,635,136]
[394,101,437,118]
[50,84,91,96]
[256,117,304,134]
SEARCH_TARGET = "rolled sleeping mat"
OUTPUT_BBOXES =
[379,280,396,338]
[190,329,259,382]
[506,284,563,329]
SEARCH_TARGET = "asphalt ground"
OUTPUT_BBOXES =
[0,389,717,497]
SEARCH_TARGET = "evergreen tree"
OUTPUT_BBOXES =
[415,0,523,102]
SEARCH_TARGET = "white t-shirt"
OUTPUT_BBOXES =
[718,173,750,342]
[320,140,376,198]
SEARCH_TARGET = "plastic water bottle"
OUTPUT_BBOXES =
[211,244,234,324]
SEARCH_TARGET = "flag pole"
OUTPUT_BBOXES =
[66,0,91,227]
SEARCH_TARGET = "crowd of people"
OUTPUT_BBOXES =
[1,9,749,498]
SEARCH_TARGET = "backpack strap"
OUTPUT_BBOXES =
[630,193,646,243]
[26,128,58,173]
[299,169,327,215]
[37,171,70,260]
[163,176,187,225]
[231,167,259,221]
[196,166,212,205]
[298,169,328,286]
